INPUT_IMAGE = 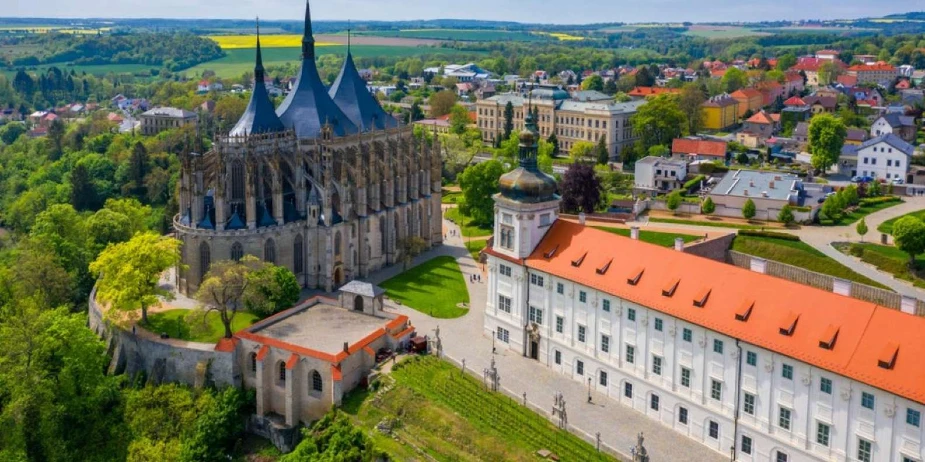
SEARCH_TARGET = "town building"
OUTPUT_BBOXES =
[628,86,681,100]
[839,134,915,181]
[174,5,442,295]
[483,146,925,462]
[846,128,869,146]
[789,57,845,87]
[476,87,644,160]
[701,94,739,131]
[139,107,198,136]
[730,88,764,119]
[671,138,727,162]
[871,114,918,144]
[708,170,813,220]
[412,118,450,135]
[846,63,898,85]
[633,156,688,195]
[803,95,837,115]
[741,110,777,140]
[423,63,490,82]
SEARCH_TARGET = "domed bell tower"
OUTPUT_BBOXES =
[492,98,560,259]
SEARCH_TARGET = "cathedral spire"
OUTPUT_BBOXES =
[301,0,315,59]
[254,17,265,82]
[347,21,351,56]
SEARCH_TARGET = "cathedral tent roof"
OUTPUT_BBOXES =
[276,0,357,139]
[329,47,399,131]
[230,25,285,137]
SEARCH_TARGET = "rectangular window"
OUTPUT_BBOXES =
[554,350,561,365]
[579,291,587,303]
[682,328,692,342]
[628,308,636,321]
[578,325,586,343]
[530,273,544,287]
[907,408,921,427]
[602,299,611,312]
[816,422,830,447]
[528,306,543,325]
[709,421,719,439]
[502,213,512,225]
[540,213,551,226]
[626,345,635,364]
[601,335,610,353]
[713,339,724,354]
[779,407,791,430]
[681,367,691,387]
[776,451,789,462]
[782,364,793,380]
[650,394,659,411]
[710,379,722,401]
[497,295,511,313]
[556,282,564,294]
[741,435,752,455]
[624,382,633,398]
[555,316,564,334]
[654,318,663,331]
[746,351,757,366]
[820,377,832,395]
[496,327,510,343]
[599,370,608,386]
[861,392,875,410]
[576,360,584,376]
[499,264,512,277]
[744,393,755,415]
[652,356,662,375]
[857,438,872,462]
[679,406,688,424]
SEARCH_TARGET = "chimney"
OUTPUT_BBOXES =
[744,189,749,196]
[674,237,685,251]
[343,342,349,353]
[901,296,917,315]
[578,212,586,225]
[769,181,775,189]
[630,226,640,240]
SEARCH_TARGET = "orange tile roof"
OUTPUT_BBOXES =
[671,138,727,158]
[783,96,806,106]
[255,345,270,361]
[522,220,925,404]
[746,110,774,125]
[331,364,343,381]
[731,88,762,99]
[628,86,680,97]
[214,337,239,352]
[285,353,300,370]
[848,63,896,72]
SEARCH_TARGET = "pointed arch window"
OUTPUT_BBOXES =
[264,238,276,264]
[231,242,244,262]
[293,235,304,274]
[334,231,342,257]
[230,160,245,202]
[199,242,211,279]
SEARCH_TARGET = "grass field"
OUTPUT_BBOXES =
[380,256,469,318]
[444,207,493,238]
[341,356,616,461]
[207,34,338,49]
[649,217,761,230]
[683,26,770,38]
[878,209,925,234]
[145,309,260,343]
[354,28,543,42]
[594,226,699,247]
[841,243,925,288]
[185,45,479,78]
[441,190,462,204]
[733,235,889,289]
[465,239,487,261]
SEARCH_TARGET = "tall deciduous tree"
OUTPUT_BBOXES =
[595,135,609,165]
[892,216,925,268]
[90,232,182,324]
[630,94,685,153]
[127,141,149,198]
[678,83,706,135]
[194,256,263,339]
[69,162,97,211]
[428,90,457,118]
[808,114,846,175]
[245,264,301,319]
[458,160,504,226]
[581,75,604,91]
[560,162,602,213]
[569,141,596,162]
[397,236,428,270]
[856,218,869,241]
[48,118,66,160]
[448,104,470,135]
[721,67,748,93]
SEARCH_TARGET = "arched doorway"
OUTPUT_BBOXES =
[333,266,344,287]
[354,295,364,312]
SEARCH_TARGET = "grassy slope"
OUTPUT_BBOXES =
[145,309,260,343]
[444,207,493,237]
[846,243,925,288]
[594,226,699,247]
[465,239,487,260]
[380,256,469,318]
[878,208,925,234]
[649,217,761,230]
[821,198,902,226]
[732,235,889,289]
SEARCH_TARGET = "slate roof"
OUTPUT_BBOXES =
[878,113,916,129]
[339,280,386,297]
[229,30,285,137]
[860,133,915,156]
[329,50,399,132]
[276,0,358,139]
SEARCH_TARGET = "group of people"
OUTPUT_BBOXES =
[445,229,460,239]
[469,273,481,283]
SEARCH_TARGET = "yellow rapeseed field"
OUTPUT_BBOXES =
[538,32,584,41]
[207,34,338,49]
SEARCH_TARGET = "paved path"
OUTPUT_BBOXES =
[367,218,725,462]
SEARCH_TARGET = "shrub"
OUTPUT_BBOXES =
[702,197,715,215]
[859,196,901,206]
[682,175,706,192]
[738,230,801,241]
[848,243,865,257]
[778,205,795,225]
[742,198,756,220]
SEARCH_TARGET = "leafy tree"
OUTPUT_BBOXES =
[630,94,685,153]
[90,232,182,324]
[821,194,844,222]
[86,208,134,251]
[702,197,715,215]
[195,256,268,339]
[448,104,470,135]
[595,135,609,165]
[69,162,99,211]
[458,160,504,226]
[212,96,247,132]
[179,387,249,462]
[282,411,384,462]
[428,90,457,117]
[647,144,670,157]
[778,204,795,225]
[603,78,617,95]
[397,236,428,270]
[776,53,797,71]
[808,114,846,174]
[570,140,596,162]
[503,101,514,140]
[678,83,706,135]
[581,74,604,91]
[892,216,925,268]
[736,151,750,165]
[721,67,748,93]
[127,142,149,198]
[0,122,25,145]
[634,66,655,87]
[245,264,301,319]
[408,101,424,122]
[842,184,859,206]
[742,198,756,220]
[546,133,559,156]
[868,180,881,197]
[857,217,869,242]
[817,61,842,85]
[666,191,682,215]
[560,162,602,213]
[48,118,66,160]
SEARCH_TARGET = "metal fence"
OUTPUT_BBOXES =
[727,250,925,316]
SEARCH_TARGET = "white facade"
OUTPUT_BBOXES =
[634,156,688,193]
[855,139,911,181]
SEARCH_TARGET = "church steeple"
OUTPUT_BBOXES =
[228,18,285,137]
[254,18,266,82]
[301,0,315,59]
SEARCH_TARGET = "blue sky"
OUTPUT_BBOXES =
[6,0,916,24]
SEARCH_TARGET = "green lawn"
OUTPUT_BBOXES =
[465,239,487,261]
[145,309,260,343]
[441,190,462,204]
[594,226,699,247]
[820,198,902,226]
[732,235,889,289]
[841,243,925,288]
[340,356,616,461]
[380,256,469,318]
[444,207,493,238]
[878,208,925,234]
[649,217,761,230]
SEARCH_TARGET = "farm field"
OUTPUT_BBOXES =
[684,25,771,38]
[207,34,338,49]
[353,28,544,42]
[1,63,160,78]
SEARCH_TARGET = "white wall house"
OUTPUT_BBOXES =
[853,134,914,181]
[634,156,688,194]
[483,154,925,462]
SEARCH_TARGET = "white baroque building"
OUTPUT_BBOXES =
[483,111,925,462]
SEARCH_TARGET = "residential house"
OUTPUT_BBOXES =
[837,74,858,87]
[839,133,914,180]
[627,86,680,100]
[789,57,845,87]
[854,54,878,64]
[803,95,837,114]
[846,63,898,85]
[783,72,805,94]
[815,49,840,61]
[792,122,809,143]
[735,131,761,149]
[783,96,807,108]
[701,94,739,131]
[730,88,763,118]
[412,118,450,135]
[670,138,727,162]
[708,170,814,219]
[901,89,924,107]
[139,107,198,136]
[755,80,784,106]
[633,156,688,194]
[741,110,776,140]
[424,63,490,82]
[781,107,811,134]
[845,128,868,146]
[106,112,124,124]
[871,114,918,143]
[456,82,475,97]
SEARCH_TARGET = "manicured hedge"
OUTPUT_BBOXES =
[683,175,706,192]
[859,196,902,206]
[737,229,801,241]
